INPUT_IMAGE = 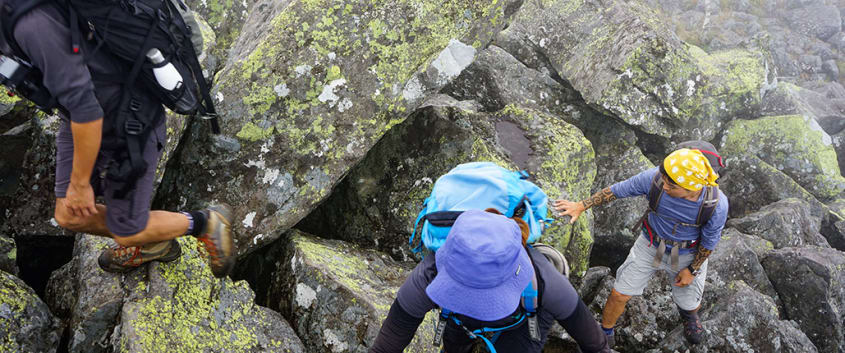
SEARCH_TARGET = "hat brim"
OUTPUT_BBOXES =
[426,247,534,321]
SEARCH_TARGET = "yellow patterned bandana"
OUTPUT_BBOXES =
[663,148,719,191]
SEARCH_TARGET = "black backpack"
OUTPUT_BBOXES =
[0,0,219,198]
[631,140,724,237]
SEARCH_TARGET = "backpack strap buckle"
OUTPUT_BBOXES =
[124,119,144,135]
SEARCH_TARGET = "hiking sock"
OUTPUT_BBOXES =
[601,326,614,335]
[678,307,699,322]
[184,211,207,236]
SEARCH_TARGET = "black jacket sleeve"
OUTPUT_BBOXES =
[558,300,611,353]
[369,299,426,353]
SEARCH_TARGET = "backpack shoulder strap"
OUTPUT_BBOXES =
[695,186,720,226]
[648,170,664,212]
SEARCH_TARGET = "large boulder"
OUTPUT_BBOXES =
[704,228,778,304]
[499,0,769,142]
[785,5,841,41]
[761,82,845,136]
[726,198,830,249]
[658,281,817,352]
[720,114,845,202]
[265,231,437,353]
[183,0,249,62]
[719,154,825,219]
[155,0,525,257]
[298,98,598,274]
[762,246,845,353]
[44,235,304,353]
[0,269,60,353]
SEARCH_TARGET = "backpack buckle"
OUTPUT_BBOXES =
[124,120,144,135]
[129,99,142,112]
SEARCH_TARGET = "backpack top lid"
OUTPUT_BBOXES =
[676,140,723,176]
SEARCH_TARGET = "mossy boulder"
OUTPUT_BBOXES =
[703,228,778,305]
[155,0,524,257]
[720,114,845,201]
[500,0,769,142]
[184,0,249,61]
[113,236,304,352]
[658,281,817,353]
[727,198,830,249]
[298,97,597,275]
[265,231,436,353]
[762,246,845,353]
[0,269,60,353]
[46,235,303,353]
[761,82,845,135]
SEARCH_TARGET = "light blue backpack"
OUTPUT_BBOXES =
[409,162,553,253]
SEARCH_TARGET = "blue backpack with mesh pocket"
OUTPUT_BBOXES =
[409,162,553,253]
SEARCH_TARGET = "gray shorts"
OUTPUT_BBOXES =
[55,119,166,236]
[614,235,708,310]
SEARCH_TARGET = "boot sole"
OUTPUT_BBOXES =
[207,204,236,278]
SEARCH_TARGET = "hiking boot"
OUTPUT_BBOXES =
[196,204,236,278]
[98,239,181,273]
[681,312,704,345]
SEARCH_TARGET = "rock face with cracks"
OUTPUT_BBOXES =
[298,97,597,274]
[727,198,831,249]
[155,0,525,257]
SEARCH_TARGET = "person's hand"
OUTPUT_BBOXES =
[553,199,585,224]
[65,182,98,218]
[674,268,695,287]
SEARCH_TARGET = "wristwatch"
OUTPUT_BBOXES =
[687,264,700,276]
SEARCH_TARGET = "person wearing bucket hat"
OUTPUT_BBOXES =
[370,209,611,353]
[553,141,729,347]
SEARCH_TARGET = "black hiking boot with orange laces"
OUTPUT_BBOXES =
[98,239,182,273]
[196,204,236,278]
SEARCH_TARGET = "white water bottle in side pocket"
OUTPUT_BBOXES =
[146,48,183,91]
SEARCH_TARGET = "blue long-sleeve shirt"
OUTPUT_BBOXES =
[610,167,728,253]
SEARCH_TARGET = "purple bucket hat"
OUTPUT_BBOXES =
[425,209,534,321]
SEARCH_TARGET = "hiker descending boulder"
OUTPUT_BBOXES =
[658,281,817,352]
[721,114,845,201]
[762,246,845,353]
[298,98,597,274]
[0,270,61,353]
[263,231,437,353]
[155,0,525,256]
[727,198,830,249]
[44,236,304,352]
[498,0,770,142]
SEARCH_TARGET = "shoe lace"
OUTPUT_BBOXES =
[114,246,141,266]
[197,236,220,265]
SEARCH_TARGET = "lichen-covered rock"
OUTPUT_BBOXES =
[500,0,769,142]
[184,0,251,65]
[298,98,597,274]
[587,272,679,350]
[762,246,845,353]
[266,231,436,353]
[720,114,845,201]
[156,0,524,257]
[726,198,830,249]
[718,154,825,218]
[112,236,304,352]
[577,266,611,305]
[0,235,16,276]
[0,269,60,353]
[657,281,817,353]
[44,235,123,353]
[823,199,845,251]
[703,228,778,304]
[761,82,845,136]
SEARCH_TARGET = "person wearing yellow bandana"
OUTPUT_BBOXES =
[554,141,728,348]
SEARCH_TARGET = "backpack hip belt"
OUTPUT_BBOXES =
[636,217,698,272]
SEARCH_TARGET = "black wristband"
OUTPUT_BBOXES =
[687,263,698,275]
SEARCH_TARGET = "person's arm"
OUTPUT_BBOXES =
[14,9,104,216]
[554,167,657,224]
[369,299,426,353]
